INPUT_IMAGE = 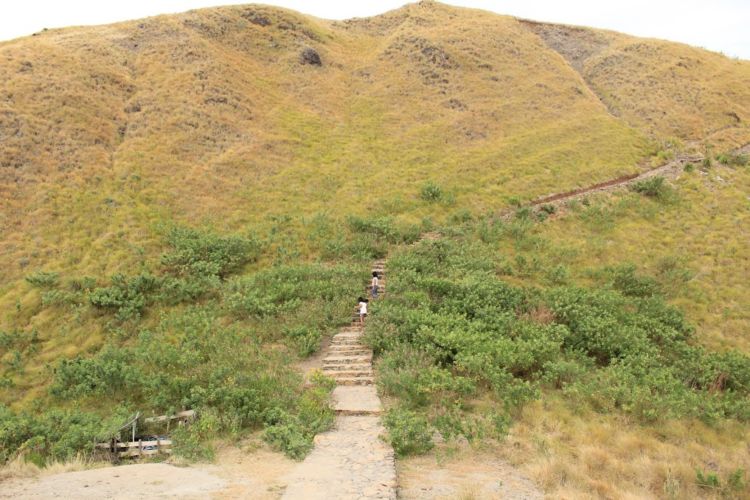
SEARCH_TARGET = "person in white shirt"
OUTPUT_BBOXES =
[358,297,368,325]
[371,272,379,299]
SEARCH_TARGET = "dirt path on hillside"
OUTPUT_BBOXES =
[516,144,745,215]
[519,152,702,215]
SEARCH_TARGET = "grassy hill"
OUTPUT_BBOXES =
[1,1,749,497]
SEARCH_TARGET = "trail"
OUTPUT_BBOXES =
[524,152,702,213]
[282,259,397,499]
[522,144,741,211]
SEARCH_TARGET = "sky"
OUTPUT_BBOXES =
[0,0,748,59]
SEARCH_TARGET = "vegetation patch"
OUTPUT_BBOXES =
[368,229,750,451]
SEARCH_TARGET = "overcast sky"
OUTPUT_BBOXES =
[1,0,748,59]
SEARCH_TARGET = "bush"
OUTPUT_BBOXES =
[606,264,661,297]
[372,231,750,429]
[89,273,160,321]
[0,405,128,464]
[716,152,749,167]
[283,325,322,357]
[383,407,434,456]
[346,215,418,244]
[161,226,260,279]
[420,182,443,202]
[629,176,669,199]
[171,411,218,462]
[25,271,59,288]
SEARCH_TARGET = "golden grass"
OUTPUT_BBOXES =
[504,394,750,499]
[0,453,93,482]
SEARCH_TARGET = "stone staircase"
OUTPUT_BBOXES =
[282,258,396,499]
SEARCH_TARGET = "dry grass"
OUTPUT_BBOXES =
[0,453,93,482]
[505,395,750,499]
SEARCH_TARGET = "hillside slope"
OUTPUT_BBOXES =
[2,1,748,289]
[2,4,750,497]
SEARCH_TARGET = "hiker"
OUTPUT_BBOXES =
[371,271,379,299]
[358,297,368,325]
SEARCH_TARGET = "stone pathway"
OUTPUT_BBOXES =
[282,259,396,499]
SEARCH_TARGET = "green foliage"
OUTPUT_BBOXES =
[161,226,260,279]
[262,380,334,459]
[420,182,443,202]
[694,468,746,495]
[605,264,661,297]
[41,289,84,307]
[0,405,129,464]
[716,152,748,167]
[346,215,419,244]
[283,325,322,357]
[369,231,750,433]
[683,162,695,172]
[226,264,360,321]
[695,468,720,489]
[383,407,434,457]
[171,411,218,462]
[25,271,60,288]
[629,176,669,199]
[89,273,160,321]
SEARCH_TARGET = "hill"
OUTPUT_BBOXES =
[2,1,748,287]
[1,2,749,498]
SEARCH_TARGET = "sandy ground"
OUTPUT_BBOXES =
[397,445,543,500]
[2,443,543,500]
[0,442,296,500]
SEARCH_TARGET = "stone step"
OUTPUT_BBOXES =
[334,408,383,416]
[323,365,373,377]
[322,363,372,372]
[329,341,367,347]
[323,356,372,366]
[331,334,363,341]
[330,339,364,346]
[328,348,370,356]
[335,377,374,386]
[326,371,373,381]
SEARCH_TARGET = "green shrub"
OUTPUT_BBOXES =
[605,264,661,297]
[89,273,160,321]
[171,411,218,462]
[695,468,721,490]
[161,226,260,279]
[540,204,556,215]
[683,162,695,172]
[717,152,749,167]
[420,182,443,202]
[0,405,128,464]
[25,271,59,288]
[41,290,83,307]
[372,231,750,429]
[383,407,434,456]
[629,176,669,199]
[283,325,322,357]
[262,381,333,460]
[345,215,418,244]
